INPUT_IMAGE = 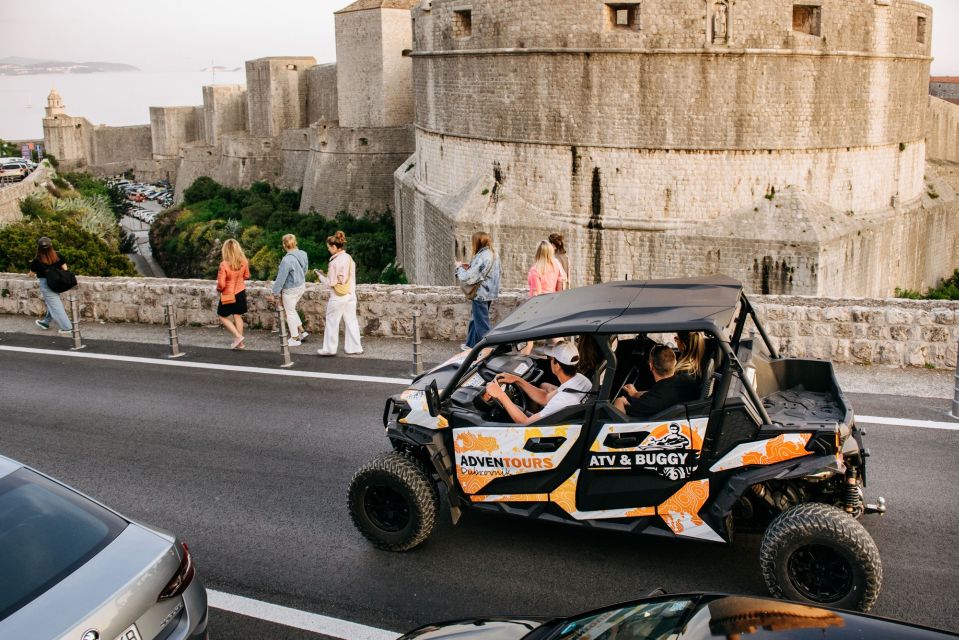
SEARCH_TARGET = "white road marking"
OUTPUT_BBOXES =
[0,345,413,386]
[857,415,959,431]
[207,589,400,640]
[4,345,959,431]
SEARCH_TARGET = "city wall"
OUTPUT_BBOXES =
[0,163,54,225]
[1,273,957,370]
[928,97,959,163]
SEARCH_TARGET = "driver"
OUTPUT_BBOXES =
[485,342,592,424]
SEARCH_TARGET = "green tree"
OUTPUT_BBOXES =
[0,139,19,157]
[150,177,405,284]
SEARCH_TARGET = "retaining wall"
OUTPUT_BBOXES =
[0,163,55,226]
[1,274,957,370]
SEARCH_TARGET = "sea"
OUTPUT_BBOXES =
[0,70,247,141]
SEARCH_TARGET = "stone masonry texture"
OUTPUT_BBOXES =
[1,273,958,370]
[396,0,956,298]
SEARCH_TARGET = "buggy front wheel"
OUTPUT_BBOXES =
[760,502,882,612]
[348,452,439,551]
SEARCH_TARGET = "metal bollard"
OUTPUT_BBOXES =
[164,303,186,359]
[277,303,294,368]
[68,296,85,351]
[411,310,423,377]
[951,339,959,419]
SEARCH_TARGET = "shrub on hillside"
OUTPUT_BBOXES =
[2,189,137,277]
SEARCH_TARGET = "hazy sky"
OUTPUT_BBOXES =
[1,0,957,74]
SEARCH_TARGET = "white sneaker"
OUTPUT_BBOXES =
[287,338,302,347]
[299,331,309,341]
[35,320,50,330]
[57,329,72,335]
[460,343,470,351]
[317,349,335,356]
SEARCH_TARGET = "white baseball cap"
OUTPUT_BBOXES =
[542,341,580,366]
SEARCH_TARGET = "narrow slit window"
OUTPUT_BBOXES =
[453,9,472,38]
[605,3,640,31]
[916,16,926,43]
[793,5,822,37]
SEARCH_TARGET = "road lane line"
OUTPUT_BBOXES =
[207,589,400,640]
[857,415,959,431]
[0,345,413,386]
[4,345,959,431]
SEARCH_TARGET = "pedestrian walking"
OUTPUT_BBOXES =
[216,238,250,350]
[28,236,73,335]
[267,234,309,346]
[548,233,570,289]
[455,231,501,350]
[527,239,567,297]
[315,230,363,356]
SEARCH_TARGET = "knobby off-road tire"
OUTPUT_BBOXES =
[760,502,882,612]
[348,451,439,551]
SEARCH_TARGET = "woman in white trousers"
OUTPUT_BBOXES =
[316,230,363,356]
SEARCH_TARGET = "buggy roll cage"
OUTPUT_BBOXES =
[435,291,779,427]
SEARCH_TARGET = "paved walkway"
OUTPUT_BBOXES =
[0,314,954,400]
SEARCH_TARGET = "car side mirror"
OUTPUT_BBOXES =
[426,379,441,417]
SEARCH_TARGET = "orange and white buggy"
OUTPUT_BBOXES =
[349,276,886,612]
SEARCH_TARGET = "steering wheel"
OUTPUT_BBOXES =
[483,380,527,422]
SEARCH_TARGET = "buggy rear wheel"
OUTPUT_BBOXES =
[348,452,438,551]
[760,502,882,612]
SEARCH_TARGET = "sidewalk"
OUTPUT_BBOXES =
[0,314,954,400]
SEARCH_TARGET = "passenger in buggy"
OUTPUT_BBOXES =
[614,345,698,419]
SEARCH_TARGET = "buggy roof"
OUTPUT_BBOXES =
[485,275,744,343]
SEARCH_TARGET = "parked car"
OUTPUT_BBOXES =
[349,276,887,611]
[399,592,959,639]
[0,454,208,639]
[0,163,28,181]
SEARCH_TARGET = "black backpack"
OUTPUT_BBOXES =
[45,265,77,293]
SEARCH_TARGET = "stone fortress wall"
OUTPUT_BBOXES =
[396,0,958,298]
[1,272,957,370]
[42,0,418,217]
[36,0,959,298]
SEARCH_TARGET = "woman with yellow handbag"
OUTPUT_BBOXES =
[315,230,363,356]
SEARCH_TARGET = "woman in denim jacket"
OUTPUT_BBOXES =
[455,231,501,349]
[267,234,309,346]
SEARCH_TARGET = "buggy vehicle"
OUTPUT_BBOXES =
[348,276,887,611]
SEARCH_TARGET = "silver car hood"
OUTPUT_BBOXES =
[1,523,181,640]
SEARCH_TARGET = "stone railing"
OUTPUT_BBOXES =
[1,273,957,369]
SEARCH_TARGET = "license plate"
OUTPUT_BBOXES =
[115,624,142,640]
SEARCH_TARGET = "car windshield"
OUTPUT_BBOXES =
[0,468,127,620]
[549,598,696,640]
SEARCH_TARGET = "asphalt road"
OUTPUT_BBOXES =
[1,343,958,637]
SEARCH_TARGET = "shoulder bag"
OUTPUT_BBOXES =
[45,264,77,294]
[461,256,495,301]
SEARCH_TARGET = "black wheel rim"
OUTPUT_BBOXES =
[364,485,411,533]
[787,544,854,603]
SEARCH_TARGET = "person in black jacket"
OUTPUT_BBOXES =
[613,345,698,418]
[28,237,73,334]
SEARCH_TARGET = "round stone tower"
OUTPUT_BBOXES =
[395,0,936,296]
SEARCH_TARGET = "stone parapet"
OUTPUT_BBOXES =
[1,274,957,370]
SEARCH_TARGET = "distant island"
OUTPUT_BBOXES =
[0,57,139,76]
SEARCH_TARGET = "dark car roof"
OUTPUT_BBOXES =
[485,276,743,344]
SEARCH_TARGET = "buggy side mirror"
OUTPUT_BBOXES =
[426,379,441,417]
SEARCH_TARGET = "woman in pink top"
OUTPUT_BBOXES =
[527,240,567,297]
[216,239,251,349]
